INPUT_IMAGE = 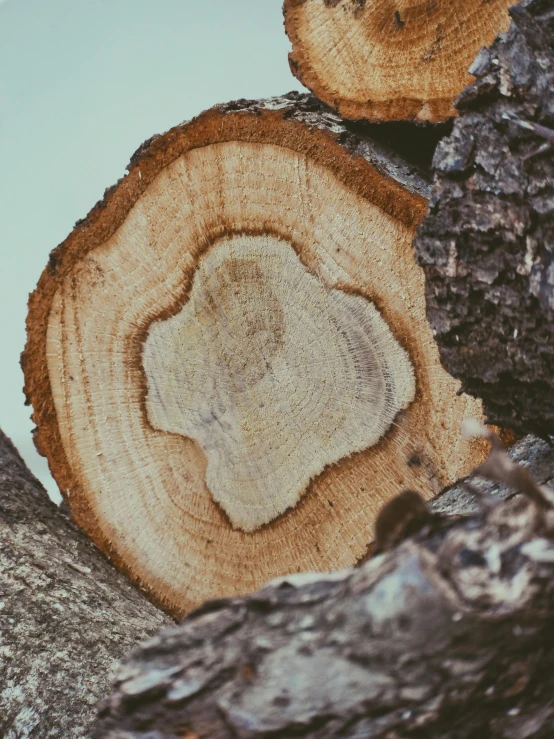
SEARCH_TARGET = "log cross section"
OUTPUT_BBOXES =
[23,95,485,615]
[284,0,514,121]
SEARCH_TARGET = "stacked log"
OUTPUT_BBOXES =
[22,94,484,617]
[4,0,554,736]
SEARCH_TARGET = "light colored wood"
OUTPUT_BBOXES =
[143,234,415,532]
[284,0,513,121]
[24,97,485,616]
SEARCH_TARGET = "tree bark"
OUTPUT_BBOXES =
[0,429,171,739]
[283,0,514,122]
[414,0,554,437]
[94,434,554,739]
[22,92,486,617]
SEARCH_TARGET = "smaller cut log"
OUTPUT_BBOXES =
[94,434,554,739]
[0,429,171,739]
[284,0,513,122]
[414,0,554,437]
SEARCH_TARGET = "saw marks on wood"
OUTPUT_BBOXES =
[285,0,513,121]
[143,235,415,531]
[25,103,486,615]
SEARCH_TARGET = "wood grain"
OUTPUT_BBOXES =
[284,0,513,121]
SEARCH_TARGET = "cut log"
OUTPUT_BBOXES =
[0,429,171,739]
[94,434,554,738]
[414,0,554,437]
[284,0,514,122]
[23,93,485,617]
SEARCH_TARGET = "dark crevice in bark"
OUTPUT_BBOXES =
[0,429,171,738]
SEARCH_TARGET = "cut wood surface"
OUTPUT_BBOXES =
[0,429,171,739]
[414,0,554,437]
[23,93,485,617]
[95,434,554,738]
[284,0,514,122]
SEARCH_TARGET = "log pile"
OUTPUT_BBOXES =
[3,0,554,736]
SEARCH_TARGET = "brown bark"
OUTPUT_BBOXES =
[22,93,486,617]
[414,0,554,437]
[94,433,554,738]
[0,429,171,738]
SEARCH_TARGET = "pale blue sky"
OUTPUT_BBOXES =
[0,0,301,498]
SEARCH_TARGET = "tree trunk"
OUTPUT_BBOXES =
[283,0,514,122]
[0,429,171,739]
[22,93,486,618]
[414,0,554,437]
[94,433,554,739]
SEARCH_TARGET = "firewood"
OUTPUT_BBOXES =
[284,0,513,122]
[22,93,484,617]
[414,0,554,437]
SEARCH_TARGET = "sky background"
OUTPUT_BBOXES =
[0,0,302,500]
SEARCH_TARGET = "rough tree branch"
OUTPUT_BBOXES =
[95,434,554,738]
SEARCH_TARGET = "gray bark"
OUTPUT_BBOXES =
[129,91,432,201]
[413,0,554,437]
[0,429,172,738]
[95,435,554,738]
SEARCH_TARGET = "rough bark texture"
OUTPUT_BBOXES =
[95,435,554,739]
[414,0,554,437]
[215,94,431,198]
[0,429,172,738]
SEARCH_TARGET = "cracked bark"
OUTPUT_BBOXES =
[414,0,554,437]
[94,434,554,739]
[0,429,172,738]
